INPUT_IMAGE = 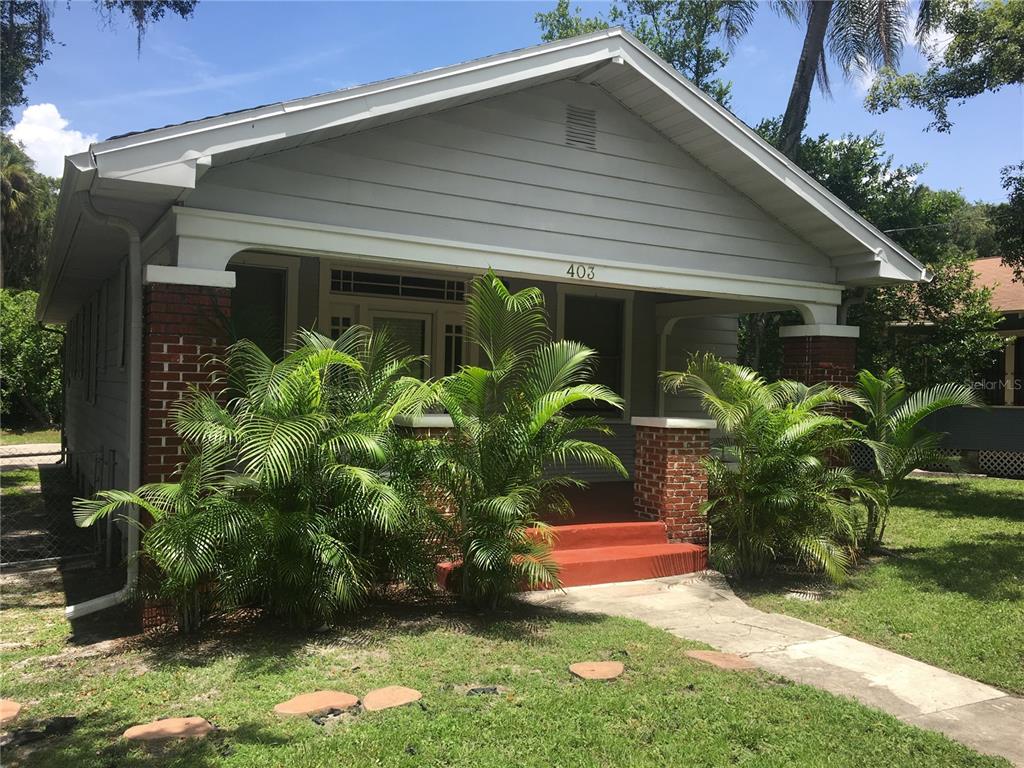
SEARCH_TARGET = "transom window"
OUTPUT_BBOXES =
[330,269,465,302]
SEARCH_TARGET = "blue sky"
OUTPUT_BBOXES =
[12,1,1023,201]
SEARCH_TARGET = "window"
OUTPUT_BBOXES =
[330,269,464,302]
[329,315,352,340]
[120,262,130,370]
[563,294,625,413]
[229,265,287,360]
[444,323,464,375]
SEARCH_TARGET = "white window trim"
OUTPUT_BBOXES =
[555,283,634,423]
[317,259,473,375]
[228,251,301,346]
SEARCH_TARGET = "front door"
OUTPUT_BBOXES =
[369,309,432,379]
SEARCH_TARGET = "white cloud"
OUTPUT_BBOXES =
[9,104,97,177]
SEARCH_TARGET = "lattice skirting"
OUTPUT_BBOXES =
[978,451,1024,479]
[920,449,963,473]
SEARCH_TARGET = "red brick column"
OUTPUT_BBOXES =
[779,325,859,387]
[631,417,715,545]
[143,282,231,484]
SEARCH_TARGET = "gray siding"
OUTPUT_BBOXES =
[64,265,131,498]
[189,79,834,284]
[663,314,738,419]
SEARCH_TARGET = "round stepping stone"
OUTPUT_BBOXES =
[362,686,422,712]
[569,661,624,680]
[123,716,213,741]
[685,650,757,670]
[0,699,22,725]
[274,690,359,716]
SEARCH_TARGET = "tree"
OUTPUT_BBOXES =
[777,1,915,158]
[991,162,1024,280]
[853,368,980,547]
[742,122,1004,387]
[662,354,873,582]
[434,272,625,608]
[536,0,760,105]
[0,288,63,427]
[2,0,198,128]
[866,0,1024,133]
[1,133,56,290]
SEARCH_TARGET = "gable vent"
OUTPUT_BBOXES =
[565,105,597,150]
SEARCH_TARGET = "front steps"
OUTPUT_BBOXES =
[544,521,706,588]
[436,520,706,591]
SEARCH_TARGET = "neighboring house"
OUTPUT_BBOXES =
[38,30,929,605]
[924,258,1024,478]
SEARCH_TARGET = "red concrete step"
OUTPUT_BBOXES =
[530,522,668,551]
[549,542,707,588]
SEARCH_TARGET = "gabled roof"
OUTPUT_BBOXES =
[973,258,1024,313]
[41,28,928,322]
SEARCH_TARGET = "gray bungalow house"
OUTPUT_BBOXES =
[38,29,928,614]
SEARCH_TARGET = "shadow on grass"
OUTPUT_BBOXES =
[3,707,287,768]
[122,593,606,684]
[887,532,1024,602]
[897,476,1024,523]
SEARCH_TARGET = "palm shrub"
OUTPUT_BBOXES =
[74,447,242,632]
[852,368,981,547]
[433,272,626,608]
[662,354,875,582]
[77,325,435,628]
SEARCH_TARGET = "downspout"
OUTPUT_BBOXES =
[65,191,143,619]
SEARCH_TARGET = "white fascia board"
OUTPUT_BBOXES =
[144,265,236,288]
[779,324,860,339]
[172,207,845,308]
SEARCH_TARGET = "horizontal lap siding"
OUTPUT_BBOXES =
[664,315,738,419]
[189,80,833,284]
[64,266,131,497]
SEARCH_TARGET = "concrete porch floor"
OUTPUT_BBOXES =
[521,573,1024,766]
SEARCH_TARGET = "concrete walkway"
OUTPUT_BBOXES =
[521,572,1023,766]
[0,444,62,469]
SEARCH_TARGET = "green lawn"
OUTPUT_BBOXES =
[0,428,60,446]
[743,474,1024,695]
[0,570,1005,767]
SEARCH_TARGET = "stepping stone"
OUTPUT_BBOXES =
[685,650,757,670]
[0,699,22,725]
[569,661,624,680]
[362,686,422,712]
[123,716,214,741]
[273,690,359,716]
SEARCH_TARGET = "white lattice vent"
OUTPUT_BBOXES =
[979,451,1024,478]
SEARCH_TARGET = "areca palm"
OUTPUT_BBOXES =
[434,272,626,608]
[853,367,981,547]
[663,354,875,582]
[77,326,435,628]
[74,446,244,632]
[778,0,932,158]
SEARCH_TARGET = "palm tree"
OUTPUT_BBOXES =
[777,0,930,158]
[434,272,626,608]
[74,446,243,632]
[852,368,981,547]
[77,326,436,629]
[662,354,875,582]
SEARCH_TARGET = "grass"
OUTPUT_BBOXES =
[742,474,1024,695]
[0,571,1006,767]
[1,466,42,497]
[1,428,60,446]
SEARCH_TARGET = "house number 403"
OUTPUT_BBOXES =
[566,263,596,280]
